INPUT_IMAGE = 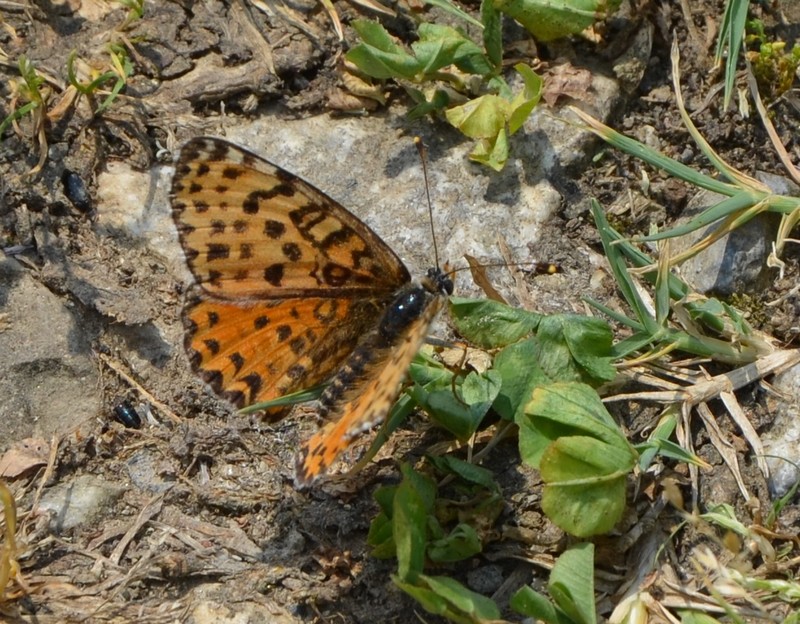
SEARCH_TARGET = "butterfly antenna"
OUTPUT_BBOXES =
[414,137,440,269]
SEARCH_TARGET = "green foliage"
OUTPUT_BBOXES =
[511,543,597,623]
[522,383,636,536]
[0,56,46,138]
[67,45,134,114]
[444,63,542,169]
[370,461,500,564]
[347,0,619,168]
[439,301,616,429]
[408,361,502,440]
[745,21,800,101]
[573,103,800,363]
[447,297,543,348]
[347,16,542,170]
[1,33,136,174]
[369,463,503,622]
[367,298,650,617]
[394,574,501,623]
[586,200,773,365]
[114,0,145,30]
[492,0,621,42]
[714,0,749,110]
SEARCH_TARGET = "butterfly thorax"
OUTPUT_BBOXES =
[379,267,453,344]
[317,266,452,422]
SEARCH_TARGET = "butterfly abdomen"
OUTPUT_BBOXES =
[318,342,376,417]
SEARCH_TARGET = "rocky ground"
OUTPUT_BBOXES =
[1,0,799,622]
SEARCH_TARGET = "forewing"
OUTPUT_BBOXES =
[294,293,446,486]
[185,294,382,409]
[171,136,411,300]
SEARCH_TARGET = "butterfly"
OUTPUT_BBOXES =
[170,137,453,487]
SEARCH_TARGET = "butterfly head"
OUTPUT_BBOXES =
[423,265,454,297]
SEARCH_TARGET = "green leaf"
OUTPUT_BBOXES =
[700,503,749,536]
[461,369,501,404]
[536,316,615,385]
[351,19,407,55]
[411,368,501,440]
[574,110,741,197]
[408,350,453,387]
[407,87,452,119]
[715,0,750,110]
[469,127,509,170]
[508,63,543,134]
[419,24,494,75]
[481,0,503,69]
[449,297,542,348]
[347,20,421,79]
[428,523,482,562]
[524,383,627,450]
[394,465,436,582]
[510,586,565,622]
[522,383,636,536]
[517,378,628,469]
[493,0,622,42]
[539,436,629,536]
[679,611,727,624]
[240,383,324,413]
[634,190,764,243]
[487,74,512,99]
[445,94,508,139]
[681,297,750,336]
[560,316,616,383]
[0,101,41,139]
[393,577,454,619]
[428,455,499,492]
[492,338,550,422]
[421,574,501,619]
[636,408,677,470]
[367,511,396,558]
[413,24,486,75]
[549,542,597,624]
[368,485,400,557]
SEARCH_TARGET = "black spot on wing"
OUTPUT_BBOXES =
[264,264,284,286]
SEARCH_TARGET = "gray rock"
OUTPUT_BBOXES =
[467,563,505,594]
[38,474,126,532]
[673,190,778,296]
[100,93,623,301]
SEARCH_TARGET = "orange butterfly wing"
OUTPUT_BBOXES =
[183,295,382,409]
[172,137,410,299]
[171,137,411,409]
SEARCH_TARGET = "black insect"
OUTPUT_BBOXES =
[113,400,142,429]
[62,169,92,213]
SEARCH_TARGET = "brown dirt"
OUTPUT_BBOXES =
[1,1,799,623]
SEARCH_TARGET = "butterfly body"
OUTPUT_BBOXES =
[298,268,453,485]
[378,268,452,341]
[171,137,450,487]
